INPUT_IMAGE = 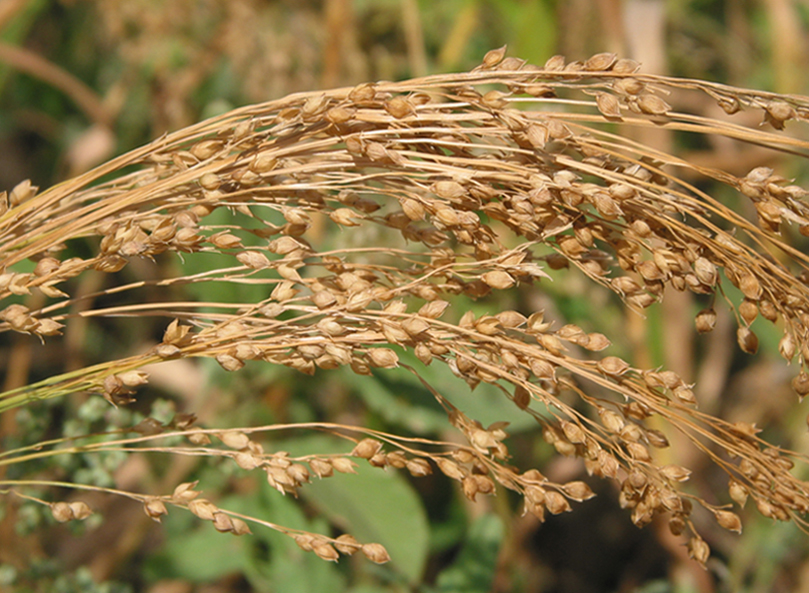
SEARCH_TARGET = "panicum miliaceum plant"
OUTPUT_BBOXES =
[3,47,809,577]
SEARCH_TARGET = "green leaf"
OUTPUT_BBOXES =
[230,487,346,593]
[145,520,248,582]
[434,514,504,593]
[352,349,543,434]
[282,435,430,585]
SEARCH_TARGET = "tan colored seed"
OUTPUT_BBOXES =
[481,270,515,289]
[688,536,710,565]
[598,356,630,377]
[791,372,809,397]
[351,438,383,459]
[562,481,595,501]
[715,509,742,533]
[236,251,270,269]
[482,45,507,68]
[545,490,572,514]
[432,180,466,200]
[331,458,358,474]
[637,93,671,115]
[737,327,759,354]
[406,458,432,477]
[595,92,622,119]
[362,542,391,564]
[385,96,415,119]
[695,308,717,333]
[584,52,617,71]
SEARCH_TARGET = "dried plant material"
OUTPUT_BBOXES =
[595,92,622,120]
[482,45,507,68]
[637,94,671,115]
[6,48,809,574]
[584,52,617,71]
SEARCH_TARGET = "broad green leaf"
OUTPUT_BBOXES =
[145,519,248,582]
[434,513,504,593]
[282,435,429,585]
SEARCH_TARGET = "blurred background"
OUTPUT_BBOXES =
[2,1,809,592]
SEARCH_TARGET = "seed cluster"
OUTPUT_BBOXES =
[4,48,809,566]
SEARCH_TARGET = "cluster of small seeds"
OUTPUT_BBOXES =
[5,48,809,566]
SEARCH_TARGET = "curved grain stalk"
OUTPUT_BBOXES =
[3,48,809,565]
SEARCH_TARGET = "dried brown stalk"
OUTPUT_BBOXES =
[3,49,809,567]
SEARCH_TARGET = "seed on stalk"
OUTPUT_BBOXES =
[637,94,671,116]
[595,93,622,120]
[695,308,717,333]
[792,372,809,398]
[362,542,391,564]
[737,327,759,354]
[482,45,507,68]
[351,438,383,459]
[584,52,617,71]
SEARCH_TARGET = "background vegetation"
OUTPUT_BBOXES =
[2,1,809,592]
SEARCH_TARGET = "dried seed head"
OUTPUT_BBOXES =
[287,464,311,485]
[309,458,334,479]
[737,327,759,354]
[688,536,710,566]
[613,58,640,73]
[367,348,399,368]
[695,308,717,333]
[562,481,595,501]
[526,124,549,148]
[637,94,671,115]
[791,372,809,398]
[351,438,383,459]
[331,457,358,474]
[584,52,617,71]
[482,45,507,68]
[561,420,586,444]
[406,458,432,477]
[545,490,572,514]
[436,457,467,480]
[51,502,74,523]
[462,475,480,501]
[598,356,630,377]
[583,333,610,351]
[313,542,340,562]
[432,180,466,200]
[188,498,218,521]
[144,498,168,522]
[212,512,235,533]
[385,96,415,119]
[693,257,717,286]
[715,509,742,533]
[779,332,796,362]
[232,517,251,535]
[765,100,794,129]
[9,179,37,206]
[218,430,250,450]
[729,480,748,507]
[334,534,360,555]
[673,385,696,405]
[660,465,691,482]
[599,408,625,433]
[216,353,244,372]
[362,542,391,564]
[237,250,271,269]
[482,90,509,109]
[349,82,377,102]
[481,270,515,289]
[595,93,622,120]
[738,272,762,300]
